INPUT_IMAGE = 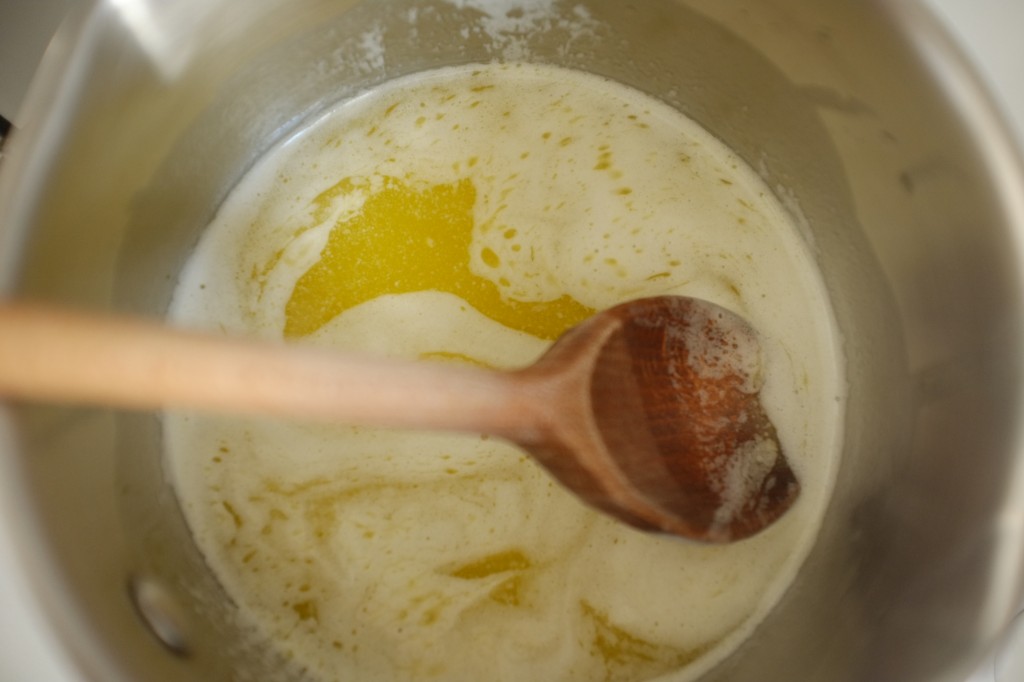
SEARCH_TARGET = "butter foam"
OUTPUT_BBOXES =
[165,62,844,682]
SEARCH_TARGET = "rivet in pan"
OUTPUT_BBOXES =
[127,575,190,657]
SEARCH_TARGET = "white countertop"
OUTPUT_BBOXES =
[1,1,1022,681]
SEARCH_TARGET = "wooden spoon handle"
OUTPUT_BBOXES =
[0,304,539,436]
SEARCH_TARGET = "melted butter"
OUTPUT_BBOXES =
[166,61,845,682]
[449,549,532,606]
[284,175,594,340]
[449,549,532,579]
[487,575,525,606]
[417,351,495,368]
[293,600,320,623]
[581,601,708,682]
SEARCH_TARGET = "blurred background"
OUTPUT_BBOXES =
[1,0,1022,680]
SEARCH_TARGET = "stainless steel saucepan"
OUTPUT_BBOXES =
[1,1,1023,680]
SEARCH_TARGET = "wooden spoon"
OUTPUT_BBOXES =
[0,296,798,543]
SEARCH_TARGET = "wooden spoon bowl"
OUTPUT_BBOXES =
[518,296,798,542]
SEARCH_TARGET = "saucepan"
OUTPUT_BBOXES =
[1,1,1023,680]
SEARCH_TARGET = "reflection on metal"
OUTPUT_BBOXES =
[106,0,256,80]
[995,607,1024,681]
[107,0,199,78]
[128,575,190,657]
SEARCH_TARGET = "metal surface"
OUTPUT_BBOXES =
[0,0,70,124]
[1,1,1023,680]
